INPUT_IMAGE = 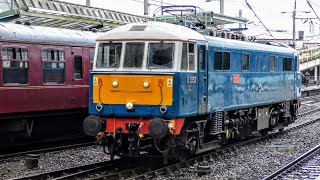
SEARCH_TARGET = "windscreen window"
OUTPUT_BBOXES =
[96,43,122,68]
[147,43,174,69]
[123,43,144,68]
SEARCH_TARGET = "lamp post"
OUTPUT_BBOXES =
[281,0,310,49]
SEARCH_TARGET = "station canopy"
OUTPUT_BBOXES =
[0,0,152,32]
[0,1,247,32]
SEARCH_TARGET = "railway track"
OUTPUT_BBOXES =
[263,144,320,179]
[0,135,95,160]
[12,108,320,180]
[127,115,320,180]
[13,157,163,180]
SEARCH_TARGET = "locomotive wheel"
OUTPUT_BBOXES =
[176,121,195,161]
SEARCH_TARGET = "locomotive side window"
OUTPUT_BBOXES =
[96,43,122,68]
[2,47,28,84]
[283,57,292,71]
[181,43,196,71]
[147,43,174,69]
[74,55,83,79]
[214,52,222,70]
[124,42,144,68]
[42,49,65,84]
[242,54,249,71]
[199,45,205,70]
[181,43,188,71]
[214,52,230,71]
[223,52,230,70]
[188,43,195,71]
[270,56,275,72]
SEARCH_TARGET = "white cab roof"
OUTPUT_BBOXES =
[97,22,206,42]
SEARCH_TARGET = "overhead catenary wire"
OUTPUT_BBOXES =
[308,0,320,10]
[305,0,320,21]
[244,0,273,37]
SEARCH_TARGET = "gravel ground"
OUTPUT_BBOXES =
[0,145,110,179]
[0,99,319,179]
[156,106,320,179]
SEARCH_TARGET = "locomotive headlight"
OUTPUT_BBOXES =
[112,80,119,88]
[126,102,134,110]
[143,80,150,88]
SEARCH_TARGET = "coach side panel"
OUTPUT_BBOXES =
[0,42,92,114]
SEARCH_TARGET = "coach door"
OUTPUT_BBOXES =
[197,43,208,114]
[72,47,84,85]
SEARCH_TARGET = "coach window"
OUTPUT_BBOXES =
[2,47,28,84]
[42,49,65,84]
[270,56,275,72]
[242,54,249,71]
[124,42,144,68]
[147,42,174,69]
[283,57,292,71]
[96,43,122,69]
[74,55,82,79]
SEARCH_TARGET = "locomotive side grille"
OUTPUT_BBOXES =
[210,111,223,134]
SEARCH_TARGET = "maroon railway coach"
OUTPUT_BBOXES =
[0,22,98,144]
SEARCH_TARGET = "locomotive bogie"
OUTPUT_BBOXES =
[85,22,301,163]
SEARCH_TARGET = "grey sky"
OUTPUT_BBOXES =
[40,0,320,39]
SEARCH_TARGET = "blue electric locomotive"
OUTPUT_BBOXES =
[83,22,301,163]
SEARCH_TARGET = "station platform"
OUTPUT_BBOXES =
[301,84,320,92]
[301,84,320,97]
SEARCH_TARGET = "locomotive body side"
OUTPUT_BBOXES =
[205,36,299,112]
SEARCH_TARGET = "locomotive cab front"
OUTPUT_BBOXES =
[83,22,207,161]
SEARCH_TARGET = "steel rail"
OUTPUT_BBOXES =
[263,144,320,180]
[0,136,95,160]
[128,116,320,180]
[13,160,116,180]
[11,100,320,180]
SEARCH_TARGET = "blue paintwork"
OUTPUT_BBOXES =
[205,36,299,112]
[197,43,208,115]
[88,35,300,119]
